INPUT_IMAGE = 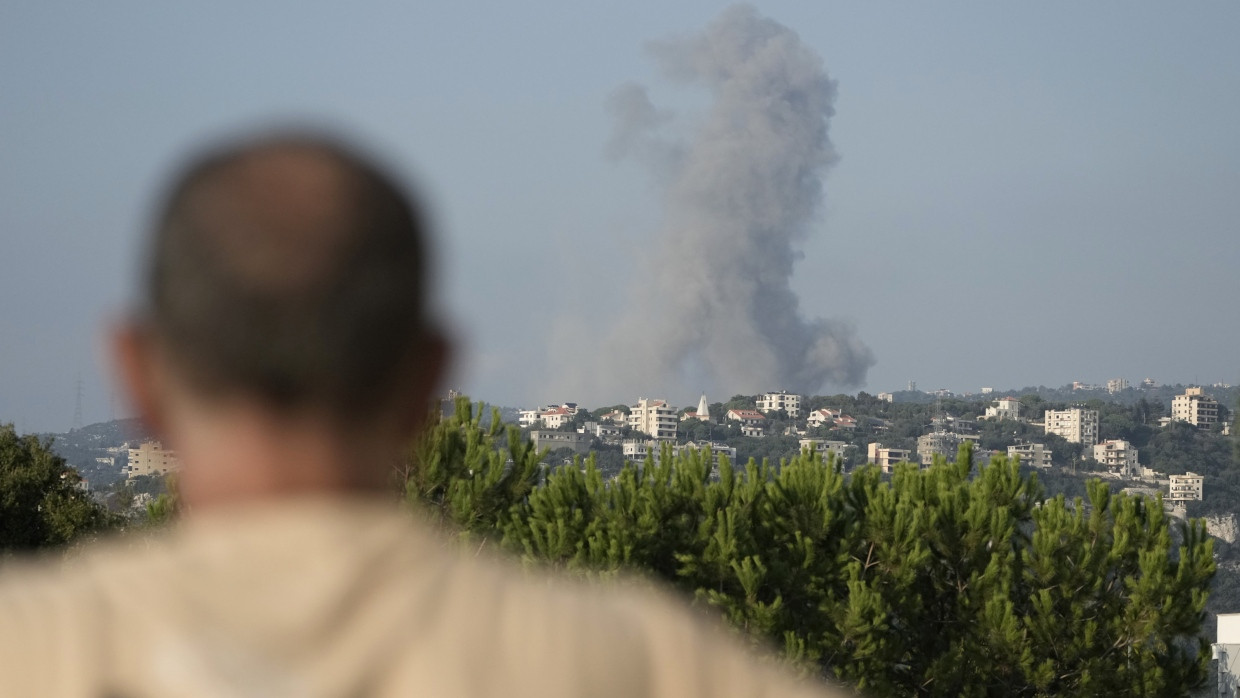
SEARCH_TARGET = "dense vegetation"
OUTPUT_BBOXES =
[0,424,118,552]
[410,399,1218,697]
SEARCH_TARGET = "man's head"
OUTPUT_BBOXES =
[117,132,447,448]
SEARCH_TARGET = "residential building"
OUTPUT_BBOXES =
[518,409,540,428]
[1106,378,1128,394]
[806,408,833,428]
[804,408,858,430]
[725,409,766,426]
[622,438,653,460]
[621,439,736,466]
[1043,408,1099,446]
[1213,613,1240,697]
[878,392,894,403]
[529,430,593,455]
[832,415,858,430]
[1093,439,1139,476]
[677,441,738,467]
[917,431,972,466]
[867,443,913,474]
[757,391,802,418]
[580,421,621,440]
[1008,442,1052,469]
[125,440,180,479]
[1168,472,1204,503]
[1171,387,1219,429]
[629,398,677,440]
[799,438,849,464]
[537,406,575,430]
[519,403,579,429]
[598,409,628,425]
[983,397,1021,422]
[930,415,978,435]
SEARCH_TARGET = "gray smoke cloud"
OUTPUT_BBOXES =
[588,5,874,400]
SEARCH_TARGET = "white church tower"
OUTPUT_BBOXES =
[696,394,711,423]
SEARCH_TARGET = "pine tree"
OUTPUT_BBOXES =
[406,406,1217,697]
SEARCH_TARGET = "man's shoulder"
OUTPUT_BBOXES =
[0,498,846,697]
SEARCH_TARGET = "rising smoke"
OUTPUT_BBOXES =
[589,5,874,400]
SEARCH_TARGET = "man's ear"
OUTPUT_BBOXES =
[109,320,170,440]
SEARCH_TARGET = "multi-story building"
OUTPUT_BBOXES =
[867,443,913,474]
[1093,439,1139,476]
[917,431,969,466]
[1168,472,1205,503]
[799,438,848,461]
[621,439,736,466]
[1043,408,1099,446]
[983,397,1021,422]
[1213,613,1240,697]
[1106,378,1128,394]
[537,406,575,430]
[757,391,802,418]
[125,441,180,480]
[807,408,845,429]
[725,409,766,426]
[518,403,579,429]
[1007,442,1052,469]
[1171,387,1219,429]
[529,430,593,455]
[629,398,677,440]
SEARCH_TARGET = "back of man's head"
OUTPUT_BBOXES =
[145,132,433,421]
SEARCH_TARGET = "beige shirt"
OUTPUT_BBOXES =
[0,497,844,697]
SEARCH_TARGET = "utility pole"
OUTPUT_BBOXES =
[72,376,84,431]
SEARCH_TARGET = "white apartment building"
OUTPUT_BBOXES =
[1214,613,1240,697]
[125,440,180,480]
[983,397,1021,422]
[757,391,802,418]
[1008,442,1052,469]
[1093,439,1139,476]
[1168,472,1204,503]
[1106,378,1128,394]
[725,409,766,426]
[799,438,848,461]
[621,439,736,466]
[807,408,842,429]
[1043,408,1099,446]
[867,443,913,474]
[1171,387,1219,429]
[629,398,677,440]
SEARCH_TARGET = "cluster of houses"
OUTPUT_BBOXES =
[870,388,1219,507]
[517,386,1223,508]
[518,391,862,467]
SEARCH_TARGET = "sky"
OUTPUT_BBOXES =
[2,2,1238,432]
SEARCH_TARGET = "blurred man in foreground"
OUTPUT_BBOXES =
[0,131,845,696]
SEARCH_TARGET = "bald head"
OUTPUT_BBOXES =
[147,134,435,420]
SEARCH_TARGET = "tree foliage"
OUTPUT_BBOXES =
[0,424,118,553]
[405,399,1217,697]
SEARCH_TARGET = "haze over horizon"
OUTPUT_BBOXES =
[3,2,1238,433]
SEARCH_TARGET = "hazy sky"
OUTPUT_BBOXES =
[3,2,1238,432]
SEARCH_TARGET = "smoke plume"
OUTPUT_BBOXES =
[594,5,873,399]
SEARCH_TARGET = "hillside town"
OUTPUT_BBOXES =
[514,382,1235,525]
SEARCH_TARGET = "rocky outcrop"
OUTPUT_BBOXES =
[1206,514,1238,544]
